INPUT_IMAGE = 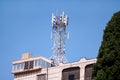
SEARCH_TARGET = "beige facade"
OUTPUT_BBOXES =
[12,53,96,80]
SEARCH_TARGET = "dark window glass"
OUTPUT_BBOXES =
[24,62,29,70]
[62,67,80,80]
[24,61,34,70]
[85,64,93,80]
[37,74,46,80]
[29,61,33,69]
[69,74,74,80]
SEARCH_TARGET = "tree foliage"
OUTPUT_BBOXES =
[93,11,120,80]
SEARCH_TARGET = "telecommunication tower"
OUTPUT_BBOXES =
[51,12,69,66]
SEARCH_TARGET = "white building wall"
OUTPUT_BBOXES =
[13,58,96,80]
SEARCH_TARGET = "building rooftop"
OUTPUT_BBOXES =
[12,53,52,74]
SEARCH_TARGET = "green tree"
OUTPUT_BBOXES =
[93,11,120,80]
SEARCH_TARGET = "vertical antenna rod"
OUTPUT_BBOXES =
[51,12,69,66]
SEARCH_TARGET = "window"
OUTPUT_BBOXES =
[37,74,46,80]
[85,64,93,80]
[29,61,33,69]
[62,67,80,80]
[69,74,75,80]
[41,60,45,67]
[34,59,51,68]
[34,60,38,67]
[21,63,24,69]
[24,61,34,70]
[12,63,25,71]
[34,60,41,67]
[12,64,17,71]
[24,62,29,69]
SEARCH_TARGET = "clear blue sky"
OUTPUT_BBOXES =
[0,0,120,79]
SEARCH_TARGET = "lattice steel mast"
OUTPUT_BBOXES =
[51,12,69,66]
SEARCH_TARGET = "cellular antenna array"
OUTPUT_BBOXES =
[51,12,69,66]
